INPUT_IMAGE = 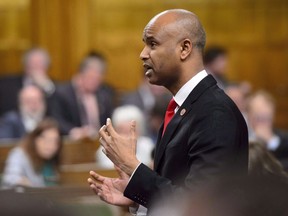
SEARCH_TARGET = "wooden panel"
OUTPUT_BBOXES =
[60,138,100,165]
[0,0,287,128]
[60,163,117,185]
[0,0,30,75]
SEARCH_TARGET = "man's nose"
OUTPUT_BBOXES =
[140,46,149,61]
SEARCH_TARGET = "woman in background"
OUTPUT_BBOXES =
[1,118,62,188]
[249,141,288,181]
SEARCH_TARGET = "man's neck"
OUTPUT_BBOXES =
[168,66,205,96]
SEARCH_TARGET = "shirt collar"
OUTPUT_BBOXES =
[173,70,208,107]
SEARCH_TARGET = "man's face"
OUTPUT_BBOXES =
[20,87,45,118]
[140,18,181,88]
[25,52,48,76]
[248,97,274,130]
[81,62,104,93]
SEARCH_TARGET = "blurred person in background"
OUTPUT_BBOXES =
[51,52,114,140]
[204,46,229,89]
[0,86,46,140]
[225,83,250,123]
[96,105,154,169]
[247,90,288,170]
[121,76,170,136]
[0,48,55,116]
[121,75,170,115]
[248,141,288,181]
[148,95,171,143]
[1,118,62,188]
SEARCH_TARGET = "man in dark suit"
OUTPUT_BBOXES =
[0,48,55,116]
[88,9,248,215]
[247,90,288,170]
[51,53,114,139]
[0,86,46,141]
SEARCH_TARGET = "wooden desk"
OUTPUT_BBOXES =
[0,138,101,172]
[60,163,118,185]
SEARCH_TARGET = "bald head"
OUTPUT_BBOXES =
[140,9,206,94]
[145,9,206,52]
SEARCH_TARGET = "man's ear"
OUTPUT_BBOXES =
[180,39,192,61]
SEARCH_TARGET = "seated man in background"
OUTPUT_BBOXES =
[121,76,169,116]
[225,83,250,123]
[51,52,114,140]
[121,76,170,136]
[148,95,171,143]
[203,46,229,89]
[96,105,154,168]
[247,90,288,170]
[0,86,46,140]
[0,48,55,116]
[1,118,62,188]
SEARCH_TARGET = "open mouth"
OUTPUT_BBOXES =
[143,63,153,76]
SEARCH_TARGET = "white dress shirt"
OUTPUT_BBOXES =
[129,70,208,216]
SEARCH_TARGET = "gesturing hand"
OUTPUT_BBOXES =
[88,167,135,207]
[99,118,140,176]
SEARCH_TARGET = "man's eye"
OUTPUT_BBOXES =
[150,42,157,48]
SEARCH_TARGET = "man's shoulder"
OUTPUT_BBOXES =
[55,81,74,96]
[0,74,23,82]
[1,111,22,122]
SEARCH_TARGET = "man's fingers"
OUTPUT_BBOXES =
[90,183,100,194]
[99,125,110,144]
[130,120,137,141]
[106,118,118,137]
[99,137,108,148]
[88,177,96,185]
[89,171,105,182]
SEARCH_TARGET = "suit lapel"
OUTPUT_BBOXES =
[154,75,217,171]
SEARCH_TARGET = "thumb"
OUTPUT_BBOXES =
[130,120,137,140]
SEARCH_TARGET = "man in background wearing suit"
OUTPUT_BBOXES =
[0,85,46,141]
[88,9,248,215]
[0,48,55,116]
[51,53,114,140]
[247,90,288,170]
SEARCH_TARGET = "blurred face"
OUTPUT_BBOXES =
[208,55,227,76]
[225,87,246,112]
[35,128,60,160]
[25,52,49,76]
[248,96,274,130]
[140,15,181,88]
[20,87,45,118]
[80,62,104,93]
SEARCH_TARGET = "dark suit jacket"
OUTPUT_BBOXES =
[270,130,288,170]
[0,111,26,139]
[124,75,248,208]
[0,74,55,116]
[50,82,114,135]
[0,75,23,116]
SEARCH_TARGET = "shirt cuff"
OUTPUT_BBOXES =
[129,205,139,216]
[128,162,142,183]
[267,135,280,151]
